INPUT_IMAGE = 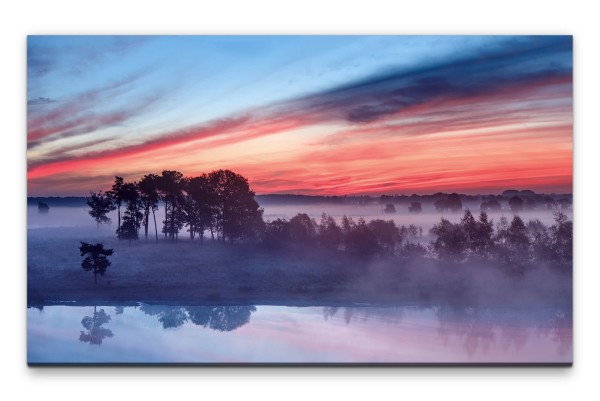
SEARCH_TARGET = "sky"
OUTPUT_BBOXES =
[26,35,573,196]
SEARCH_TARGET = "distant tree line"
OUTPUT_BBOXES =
[87,169,263,244]
[380,192,572,213]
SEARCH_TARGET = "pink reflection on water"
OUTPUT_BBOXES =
[27,305,572,364]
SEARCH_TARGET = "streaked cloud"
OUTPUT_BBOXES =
[27,36,572,196]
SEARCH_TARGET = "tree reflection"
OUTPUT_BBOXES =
[186,306,257,332]
[534,309,573,357]
[139,305,189,329]
[79,306,114,345]
[138,304,257,332]
[436,306,495,358]
[322,306,405,325]
[436,306,572,359]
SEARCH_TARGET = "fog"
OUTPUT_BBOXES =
[27,200,572,309]
[28,201,569,233]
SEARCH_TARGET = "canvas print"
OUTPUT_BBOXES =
[27,35,573,365]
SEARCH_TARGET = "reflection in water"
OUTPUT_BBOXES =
[323,306,406,325]
[436,306,572,359]
[139,305,189,329]
[186,306,257,332]
[322,305,572,360]
[139,305,257,332]
[79,306,114,345]
[27,304,572,363]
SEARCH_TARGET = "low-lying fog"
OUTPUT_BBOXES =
[28,201,570,234]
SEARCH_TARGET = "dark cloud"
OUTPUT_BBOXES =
[294,36,572,124]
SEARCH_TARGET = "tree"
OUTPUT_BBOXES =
[474,211,495,258]
[158,170,185,240]
[549,211,572,268]
[434,198,447,212]
[345,218,378,257]
[79,242,114,284]
[507,215,529,252]
[263,218,290,249]
[446,193,462,212]
[138,174,160,242]
[208,169,263,244]
[480,199,501,212]
[460,210,478,255]
[116,182,143,243]
[38,201,49,213]
[86,190,115,228]
[318,213,343,250]
[434,194,462,212]
[383,203,396,214]
[368,219,399,255]
[430,218,467,262]
[408,202,422,213]
[107,176,125,231]
[495,215,531,273]
[186,174,218,244]
[508,196,524,212]
[288,213,317,245]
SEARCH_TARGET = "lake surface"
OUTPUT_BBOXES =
[27,304,572,364]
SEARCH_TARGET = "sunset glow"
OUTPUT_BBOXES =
[27,36,572,196]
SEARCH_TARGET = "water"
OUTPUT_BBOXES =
[27,304,572,364]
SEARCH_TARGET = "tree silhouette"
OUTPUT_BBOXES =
[480,199,501,212]
[184,175,218,243]
[86,190,116,228]
[367,219,399,255]
[158,170,185,240]
[208,169,263,244]
[79,306,114,345]
[430,218,467,262]
[107,176,125,232]
[79,242,114,284]
[139,174,160,242]
[446,193,463,212]
[263,218,290,249]
[549,211,573,268]
[434,194,462,212]
[37,201,49,213]
[408,202,422,213]
[288,213,317,245]
[383,203,396,214]
[318,213,343,250]
[345,217,379,257]
[116,182,143,242]
[508,196,524,212]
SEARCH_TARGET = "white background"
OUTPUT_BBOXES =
[2,1,599,400]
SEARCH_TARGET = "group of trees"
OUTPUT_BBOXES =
[87,169,263,244]
[263,212,423,258]
[262,209,572,272]
[85,170,572,273]
[429,210,572,272]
